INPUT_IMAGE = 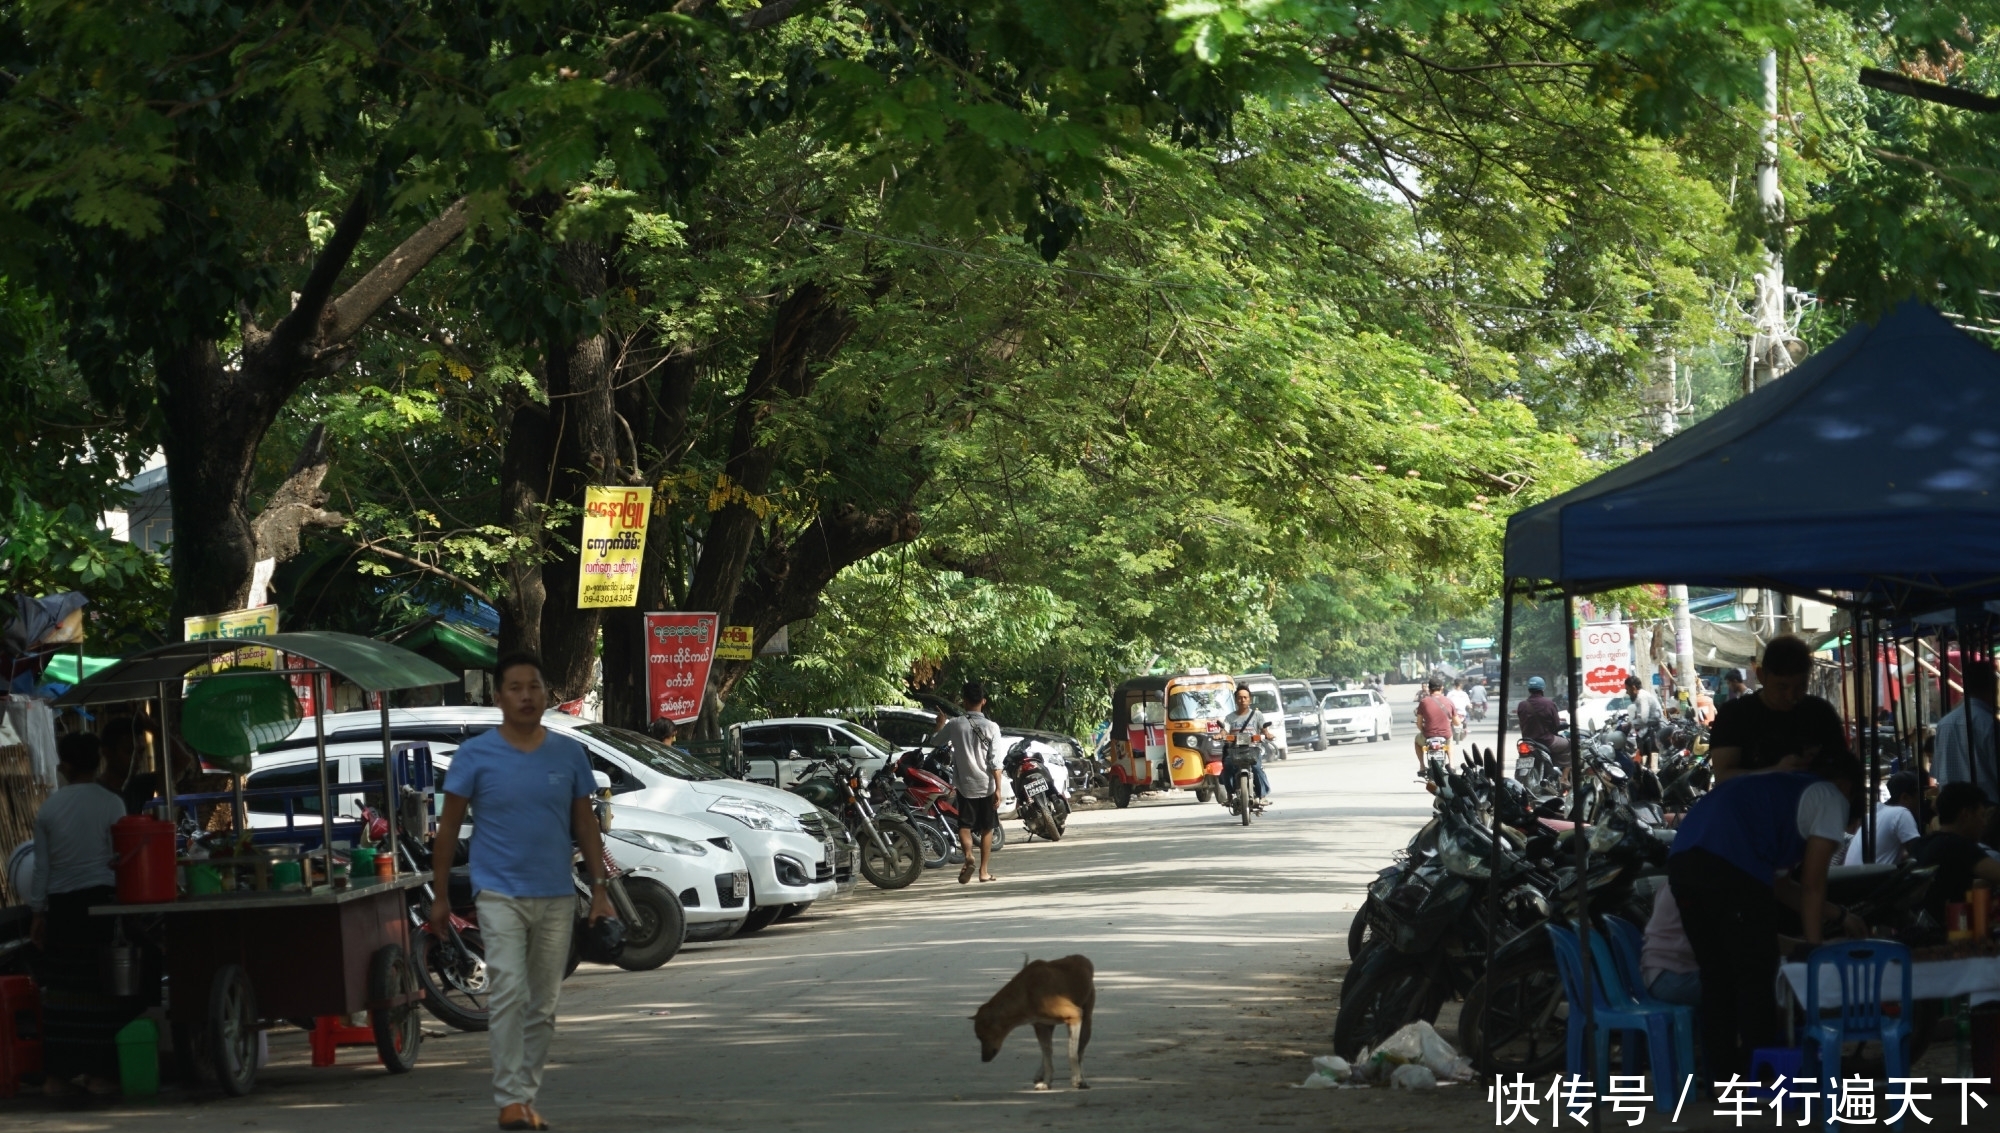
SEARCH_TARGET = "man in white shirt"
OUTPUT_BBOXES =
[1936,662,1999,809]
[29,732,131,1096]
[1841,771,1923,865]
[1445,681,1471,739]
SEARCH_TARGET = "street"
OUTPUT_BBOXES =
[3,691,1500,1132]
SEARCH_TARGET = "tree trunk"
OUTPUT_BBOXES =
[601,343,700,731]
[535,243,620,703]
[496,389,551,659]
[157,341,270,625]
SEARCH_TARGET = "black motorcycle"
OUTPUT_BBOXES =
[1005,739,1069,841]
[790,756,926,889]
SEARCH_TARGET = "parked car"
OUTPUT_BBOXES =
[735,716,899,789]
[832,705,941,751]
[1318,687,1395,744]
[1233,673,1289,758]
[1276,679,1326,752]
[267,708,852,932]
[1573,695,1631,732]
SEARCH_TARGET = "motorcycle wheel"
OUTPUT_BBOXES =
[1347,899,1376,959]
[412,927,490,1032]
[858,819,925,889]
[1332,948,1436,1060]
[914,819,952,869]
[1238,770,1253,826]
[1460,945,1568,1077]
[614,877,687,971]
[1033,798,1064,842]
[1110,780,1133,809]
[987,820,1006,854]
[1194,786,1212,803]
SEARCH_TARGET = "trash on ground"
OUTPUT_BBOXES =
[1304,1021,1474,1088]
[1390,1063,1438,1090]
[1300,1054,1350,1088]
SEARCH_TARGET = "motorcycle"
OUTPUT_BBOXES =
[893,748,1006,861]
[1205,729,1263,826]
[790,756,926,889]
[1005,739,1069,842]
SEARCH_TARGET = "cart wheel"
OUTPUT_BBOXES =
[207,963,260,1096]
[370,943,423,1073]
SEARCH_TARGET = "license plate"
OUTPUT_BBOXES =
[1027,780,1046,794]
[732,872,749,899]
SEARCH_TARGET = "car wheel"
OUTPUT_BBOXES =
[1312,736,1326,751]
[1110,781,1132,808]
[738,901,785,935]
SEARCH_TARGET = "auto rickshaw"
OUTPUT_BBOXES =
[1104,671,1240,808]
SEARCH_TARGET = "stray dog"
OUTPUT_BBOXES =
[972,954,1094,1090]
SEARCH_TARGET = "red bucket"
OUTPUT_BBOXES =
[112,816,178,905]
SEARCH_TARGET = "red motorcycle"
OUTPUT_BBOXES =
[890,749,1005,863]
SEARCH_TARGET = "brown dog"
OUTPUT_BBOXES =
[972,954,1094,1090]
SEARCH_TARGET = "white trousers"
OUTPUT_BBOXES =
[477,893,574,1107]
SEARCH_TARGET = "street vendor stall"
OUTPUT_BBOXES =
[52,631,456,1096]
[1474,301,2000,1080]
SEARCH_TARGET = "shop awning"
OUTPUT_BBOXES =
[52,631,455,705]
[1506,302,2000,609]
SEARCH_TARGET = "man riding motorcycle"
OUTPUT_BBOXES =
[1221,685,1275,804]
[1413,676,1456,772]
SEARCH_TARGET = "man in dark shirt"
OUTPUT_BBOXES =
[1720,671,1751,705]
[1912,782,2000,925]
[1516,676,1565,756]
[1708,635,1847,780]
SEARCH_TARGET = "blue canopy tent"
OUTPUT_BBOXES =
[1474,303,2000,1076]
[1505,301,2000,609]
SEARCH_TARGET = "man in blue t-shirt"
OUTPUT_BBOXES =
[1666,750,1864,1079]
[432,654,612,1132]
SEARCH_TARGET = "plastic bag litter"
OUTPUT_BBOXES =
[1371,1021,1475,1082]
[1390,1064,1438,1090]
[1301,1055,1350,1088]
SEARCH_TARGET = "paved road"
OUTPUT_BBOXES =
[7,686,1513,1132]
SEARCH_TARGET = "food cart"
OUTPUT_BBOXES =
[53,631,457,1095]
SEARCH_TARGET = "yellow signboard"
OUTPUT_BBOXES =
[183,605,280,672]
[578,486,653,608]
[715,625,756,661]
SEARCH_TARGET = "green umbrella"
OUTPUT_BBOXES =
[180,668,302,773]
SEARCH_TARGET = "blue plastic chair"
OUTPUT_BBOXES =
[1601,915,1700,1084]
[1546,924,1684,1113]
[1803,940,1912,1132]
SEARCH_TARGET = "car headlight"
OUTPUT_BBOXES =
[707,796,806,833]
[607,828,710,856]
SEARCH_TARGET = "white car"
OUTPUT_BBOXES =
[735,716,898,789]
[267,708,851,932]
[242,742,755,941]
[1574,695,1631,733]
[1318,688,1394,744]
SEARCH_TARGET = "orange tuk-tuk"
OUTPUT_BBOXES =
[1105,671,1239,807]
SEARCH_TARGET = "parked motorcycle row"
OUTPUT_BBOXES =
[1338,709,1947,1073]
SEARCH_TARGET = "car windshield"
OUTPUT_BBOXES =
[1249,689,1281,714]
[1168,683,1235,721]
[577,724,724,780]
[1281,686,1318,711]
[1325,692,1371,710]
[1603,697,1631,711]
[841,723,897,755]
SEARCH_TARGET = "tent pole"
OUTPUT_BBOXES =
[1564,588,1595,1099]
[1862,611,1877,863]
[1487,584,1517,971]
[1914,638,1927,827]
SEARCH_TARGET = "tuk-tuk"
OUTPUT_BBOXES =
[1105,671,1239,807]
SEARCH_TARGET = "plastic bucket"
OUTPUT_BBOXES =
[115,1016,158,1098]
[111,816,178,905]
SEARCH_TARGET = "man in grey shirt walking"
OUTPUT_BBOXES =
[936,681,1005,884]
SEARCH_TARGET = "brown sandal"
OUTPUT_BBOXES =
[526,1105,550,1131]
[959,861,975,884]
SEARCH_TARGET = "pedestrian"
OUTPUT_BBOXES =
[1841,771,1923,865]
[1934,660,1997,811]
[936,681,1005,884]
[1639,883,1700,1008]
[28,731,132,1096]
[1720,670,1752,705]
[1706,635,1847,780]
[646,716,680,747]
[95,717,152,814]
[1625,674,1663,726]
[431,653,613,1132]
[1667,748,1866,1078]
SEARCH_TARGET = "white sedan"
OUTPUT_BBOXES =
[1318,688,1395,744]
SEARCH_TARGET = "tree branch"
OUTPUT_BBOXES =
[270,190,372,360]
[736,0,811,32]
[320,198,471,348]
[331,533,494,604]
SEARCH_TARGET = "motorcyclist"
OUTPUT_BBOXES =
[1222,685,1274,804]
[1446,679,1472,740]
[1466,678,1489,721]
[1413,676,1456,772]
[1517,676,1568,759]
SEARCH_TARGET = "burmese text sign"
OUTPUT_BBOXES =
[1578,621,1633,696]
[578,486,652,608]
[645,613,717,724]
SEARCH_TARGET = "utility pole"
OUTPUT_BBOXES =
[1744,52,1796,394]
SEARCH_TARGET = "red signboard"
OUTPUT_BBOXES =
[645,612,718,725]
